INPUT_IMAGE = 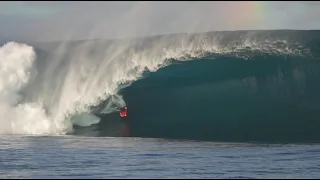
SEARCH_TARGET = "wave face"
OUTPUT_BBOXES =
[1,30,320,141]
[120,56,320,143]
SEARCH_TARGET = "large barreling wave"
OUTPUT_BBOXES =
[1,30,319,141]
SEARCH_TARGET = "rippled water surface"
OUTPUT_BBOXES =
[1,136,320,178]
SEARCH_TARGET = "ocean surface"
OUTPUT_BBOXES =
[1,30,320,178]
[1,136,320,179]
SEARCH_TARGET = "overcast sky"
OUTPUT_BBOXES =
[0,1,319,42]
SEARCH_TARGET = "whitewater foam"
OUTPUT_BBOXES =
[0,42,70,135]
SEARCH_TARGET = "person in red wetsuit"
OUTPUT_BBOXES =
[120,106,127,118]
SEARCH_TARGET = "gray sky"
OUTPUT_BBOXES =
[0,1,319,42]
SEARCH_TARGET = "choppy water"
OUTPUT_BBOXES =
[1,136,320,178]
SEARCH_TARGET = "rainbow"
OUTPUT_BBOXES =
[222,1,267,30]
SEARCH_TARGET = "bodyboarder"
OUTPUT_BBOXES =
[120,106,127,118]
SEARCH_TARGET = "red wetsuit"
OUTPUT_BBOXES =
[120,107,127,117]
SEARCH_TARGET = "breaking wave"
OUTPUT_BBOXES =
[0,30,319,139]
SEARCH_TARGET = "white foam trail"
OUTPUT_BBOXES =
[100,94,127,114]
[70,112,100,127]
[0,42,70,135]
